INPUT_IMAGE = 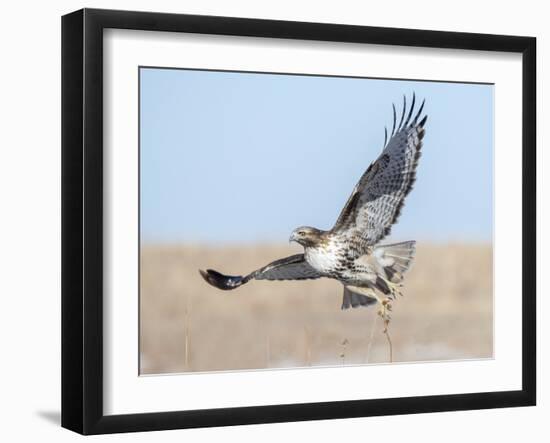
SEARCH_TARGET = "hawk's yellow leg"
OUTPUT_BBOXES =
[386,280,404,300]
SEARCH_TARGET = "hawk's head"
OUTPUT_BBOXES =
[289,226,324,247]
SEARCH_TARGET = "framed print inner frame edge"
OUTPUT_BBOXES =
[61,8,536,435]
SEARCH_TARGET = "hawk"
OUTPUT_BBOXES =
[200,94,427,314]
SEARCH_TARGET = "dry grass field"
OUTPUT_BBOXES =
[140,243,493,374]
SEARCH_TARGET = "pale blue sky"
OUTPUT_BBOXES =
[140,68,493,245]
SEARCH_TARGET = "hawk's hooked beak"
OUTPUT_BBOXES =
[289,231,298,244]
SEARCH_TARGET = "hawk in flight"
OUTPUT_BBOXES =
[200,94,427,314]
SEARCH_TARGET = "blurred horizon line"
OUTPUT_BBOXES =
[140,239,493,248]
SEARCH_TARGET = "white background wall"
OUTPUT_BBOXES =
[0,0,545,441]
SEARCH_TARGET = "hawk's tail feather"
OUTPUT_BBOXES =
[374,241,416,284]
[199,269,249,290]
[341,287,378,310]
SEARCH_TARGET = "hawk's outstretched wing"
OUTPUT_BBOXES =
[331,94,427,251]
[199,254,321,290]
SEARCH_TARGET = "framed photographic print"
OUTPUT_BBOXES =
[61,8,536,435]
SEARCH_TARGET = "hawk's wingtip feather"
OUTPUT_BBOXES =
[199,268,245,290]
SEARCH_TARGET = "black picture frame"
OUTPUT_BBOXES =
[61,8,536,435]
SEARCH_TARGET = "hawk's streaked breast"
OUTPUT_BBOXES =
[304,236,343,275]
